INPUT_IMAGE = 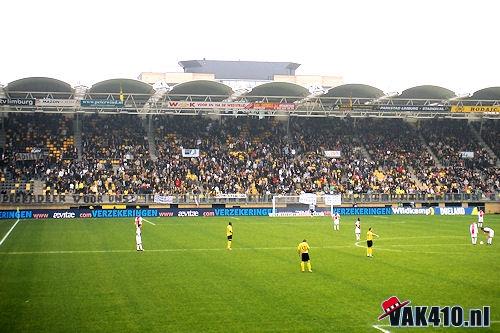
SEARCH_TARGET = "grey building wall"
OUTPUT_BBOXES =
[178,60,301,80]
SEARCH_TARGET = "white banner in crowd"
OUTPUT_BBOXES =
[299,193,317,205]
[153,194,174,204]
[36,99,78,107]
[182,148,200,157]
[324,194,342,206]
[459,151,474,159]
[215,194,247,199]
[324,150,341,158]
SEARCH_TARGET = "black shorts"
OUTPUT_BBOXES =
[301,253,310,262]
[227,235,232,241]
[367,240,373,248]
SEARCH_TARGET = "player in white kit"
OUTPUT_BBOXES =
[333,212,340,231]
[469,221,478,245]
[477,209,484,228]
[135,216,144,251]
[481,227,494,245]
[309,203,315,216]
[355,218,361,240]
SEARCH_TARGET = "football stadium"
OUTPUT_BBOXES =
[1,1,500,331]
[0,60,499,332]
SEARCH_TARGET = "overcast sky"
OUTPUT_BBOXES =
[1,0,498,95]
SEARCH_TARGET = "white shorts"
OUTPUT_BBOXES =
[136,234,142,244]
[355,228,361,234]
[478,217,484,223]
[334,221,340,225]
[489,231,494,238]
[470,234,477,238]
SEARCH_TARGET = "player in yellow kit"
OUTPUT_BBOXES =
[297,239,312,272]
[366,227,379,258]
[226,222,233,250]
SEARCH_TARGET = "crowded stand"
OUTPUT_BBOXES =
[472,120,500,158]
[419,120,498,195]
[1,114,75,195]
[0,114,499,198]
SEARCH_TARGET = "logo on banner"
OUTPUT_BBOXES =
[182,148,200,157]
[153,194,174,204]
[299,193,317,205]
[460,151,474,159]
[36,99,77,107]
[324,194,341,206]
[81,100,124,108]
[451,105,500,113]
[324,150,341,158]
[0,98,36,106]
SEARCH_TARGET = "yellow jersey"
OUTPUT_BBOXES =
[297,242,310,254]
[367,230,374,241]
[226,225,233,237]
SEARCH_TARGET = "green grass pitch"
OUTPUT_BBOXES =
[0,215,499,332]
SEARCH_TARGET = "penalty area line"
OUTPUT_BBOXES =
[373,320,500,331]
[143,218,156,225]
[0,219,20,246]
[372,324,391,333]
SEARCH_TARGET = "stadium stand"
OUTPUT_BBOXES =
[0,76,498,202]
[1,113,498,199]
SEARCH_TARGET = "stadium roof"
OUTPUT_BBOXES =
[167,80,233,101]
[321,84,384,98]
[89,78,154,95]
[469,87,500,100]
[245,82,309,102]
[88,78,154,105]
[6,77,73,98]
[398,85,456,99]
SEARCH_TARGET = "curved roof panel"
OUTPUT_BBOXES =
[169,80,232,95]
[89,78,154,95]
[246,82,308,102]
[6,77,73,99]
[322,84,384,99]
[398,85,456,99]
[469,87,500,100]
[88,78,154,105]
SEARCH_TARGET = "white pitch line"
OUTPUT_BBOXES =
[373,320,500,331]
[0,219,20,246]
[229,217,240,220]
[143,218,156,225]
[0,244,355,255]
[372,324,391,333]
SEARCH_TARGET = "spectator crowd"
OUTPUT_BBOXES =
[1,114,498,198]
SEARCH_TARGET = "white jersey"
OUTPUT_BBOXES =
[333,213,340,225]
[135,216,143,228]
[355,221,361,233]
[483,227,494,237]
[469,223,478,237]
[478,210,484,223]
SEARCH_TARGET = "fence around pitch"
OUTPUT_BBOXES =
[0,192,498,206]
